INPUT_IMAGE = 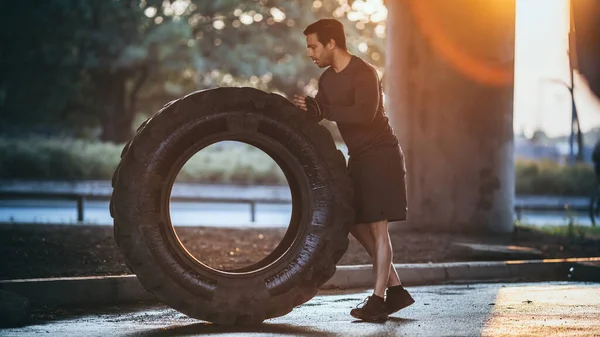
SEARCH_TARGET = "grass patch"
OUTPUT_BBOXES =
[517,223,600,240]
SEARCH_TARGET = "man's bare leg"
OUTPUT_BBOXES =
[349,224,401,287]
[349,220,414,320]
[368,220,393,297]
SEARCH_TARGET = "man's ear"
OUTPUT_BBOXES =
[326,38,336,50]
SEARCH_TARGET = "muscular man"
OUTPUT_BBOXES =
[293,18,414,322]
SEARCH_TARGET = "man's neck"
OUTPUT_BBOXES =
[331,50,352,73]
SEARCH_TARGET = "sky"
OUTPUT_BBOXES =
[514,0,600,137]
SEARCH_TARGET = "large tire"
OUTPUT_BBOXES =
[110,87,353,325]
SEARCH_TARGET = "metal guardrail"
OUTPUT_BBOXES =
[0,191,290,223]
[513,203,587,221]
[0,191,590,223]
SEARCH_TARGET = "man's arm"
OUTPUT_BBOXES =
[319,67,380,125]
[315,76,328,106]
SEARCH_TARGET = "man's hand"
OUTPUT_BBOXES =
[293,95,307,111]
[293,95,326,120]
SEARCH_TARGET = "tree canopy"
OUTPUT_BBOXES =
[0,0,387,142]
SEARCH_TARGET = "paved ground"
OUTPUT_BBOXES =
[2,281,599,337]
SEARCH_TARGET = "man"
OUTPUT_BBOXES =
[292,18,415,322]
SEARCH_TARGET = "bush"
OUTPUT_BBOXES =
[515,159,595,196]
[0,137,122,180]
[174,142,287,185]
[0,137,287,185]
[0,137,596,194]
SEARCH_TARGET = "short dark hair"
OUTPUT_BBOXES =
[303,19,347,50]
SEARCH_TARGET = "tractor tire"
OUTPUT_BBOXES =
[110,87,354,325]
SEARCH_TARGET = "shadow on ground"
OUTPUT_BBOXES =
[126,317,418,337]
[126,322,332,337]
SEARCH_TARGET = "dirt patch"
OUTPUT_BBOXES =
[1,223,599,280]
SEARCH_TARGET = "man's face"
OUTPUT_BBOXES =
[306,33,333,68]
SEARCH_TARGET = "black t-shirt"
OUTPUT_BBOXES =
[315,55,398,157]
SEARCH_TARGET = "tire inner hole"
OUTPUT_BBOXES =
[169,140,293,272]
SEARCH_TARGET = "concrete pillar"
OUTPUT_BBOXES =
[385,0,516,233]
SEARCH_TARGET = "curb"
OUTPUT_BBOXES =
[322,258,600,289]
[1,258,599,309]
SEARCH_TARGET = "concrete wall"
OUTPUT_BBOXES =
[385,0,516,232]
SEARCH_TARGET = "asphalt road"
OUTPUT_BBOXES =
[2,281,599,337]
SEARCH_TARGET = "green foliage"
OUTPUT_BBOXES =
[0,137,287,185]
[515,159,595,196]
[0,137,122,180]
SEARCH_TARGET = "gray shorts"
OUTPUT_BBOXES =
[347,145,408,224]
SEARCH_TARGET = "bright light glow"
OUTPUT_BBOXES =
[370,9,387,23]
[144,7,157,18]
[352,0,378,15]
[213,19,225,30]
[333,7,345,18]
[375,23,385,38]
[254,13,263,22]
[482,284,600,336]
[347,11,365,22]
[358,42,368,53]
[240,13,254,25]
[345,0,387,23]
[515,0,600,137]
[171,0,189,16]
[270,7,286,22]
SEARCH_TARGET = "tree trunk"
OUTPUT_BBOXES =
[96,71,134,143]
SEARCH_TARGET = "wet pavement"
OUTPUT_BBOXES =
[2,281,599,336]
